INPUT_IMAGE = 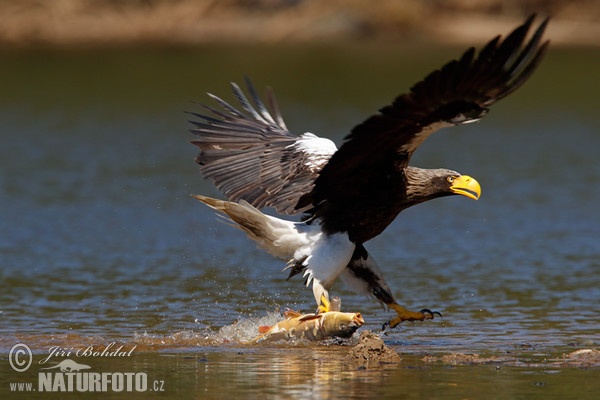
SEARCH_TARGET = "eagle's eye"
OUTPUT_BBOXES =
[447,176,455,183]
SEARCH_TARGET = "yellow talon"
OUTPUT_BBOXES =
[384,302,442,329]
[317,294,330,314]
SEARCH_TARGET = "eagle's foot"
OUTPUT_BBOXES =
[382,303,442,329]
[316,294,331,314]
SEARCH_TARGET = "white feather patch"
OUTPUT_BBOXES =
[296,232,355,306]
[292,132,337,172]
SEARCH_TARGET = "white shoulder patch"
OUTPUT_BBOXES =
[295,132,337,154]
[292,133,337,172]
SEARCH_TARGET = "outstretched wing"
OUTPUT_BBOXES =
[190,78,337,215]
[304,14,549,210]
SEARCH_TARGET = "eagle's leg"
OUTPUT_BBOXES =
[341,245,442,328]
[383,302,442,329]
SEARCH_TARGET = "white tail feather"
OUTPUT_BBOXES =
[193,194,355,306]
[193,194,306,260]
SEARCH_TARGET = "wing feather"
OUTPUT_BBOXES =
[307,14,549,211]
[190,79,337,214]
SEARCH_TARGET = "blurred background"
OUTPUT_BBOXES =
[0,0,598,350]
[0,0,599,47]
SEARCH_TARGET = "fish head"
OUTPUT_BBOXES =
[321,312,364,338]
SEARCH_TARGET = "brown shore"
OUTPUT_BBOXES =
[0,0,599,48]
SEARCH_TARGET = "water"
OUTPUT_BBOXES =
[0,44,599,398]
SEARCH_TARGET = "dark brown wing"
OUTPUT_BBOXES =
[303,14,549,212]
[190,78,337,215]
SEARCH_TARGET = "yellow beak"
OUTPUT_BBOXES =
[450,175,481,200]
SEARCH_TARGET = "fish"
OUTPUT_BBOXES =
[250,309,364,343]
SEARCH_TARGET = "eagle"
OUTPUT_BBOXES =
[190,15,549,328]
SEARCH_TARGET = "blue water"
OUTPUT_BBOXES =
[0,45,598,399]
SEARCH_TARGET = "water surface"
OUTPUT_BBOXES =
[0,44,599,398]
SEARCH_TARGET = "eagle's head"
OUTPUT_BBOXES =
[405,167,481,204]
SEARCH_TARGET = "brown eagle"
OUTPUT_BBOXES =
[190,15,549,328]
